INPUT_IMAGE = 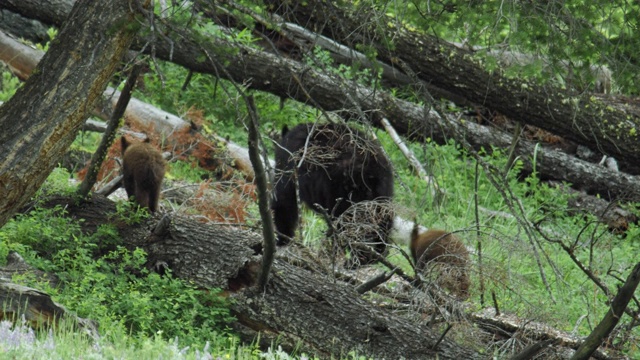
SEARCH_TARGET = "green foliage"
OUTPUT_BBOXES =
[114,200,151,226]
[32,167,78,201]
[70,130,103,153]
[35,27,58,52]
[0,69,21,101]
[304,47,381,89]
[168,158,211,183]
[1,204,235,349]
[0,206,82,259]
[0,317,259,359]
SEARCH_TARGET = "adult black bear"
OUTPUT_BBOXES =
[121,137,166,212]
[272,122,394,265]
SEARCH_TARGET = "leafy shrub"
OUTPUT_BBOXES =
[1,200,235,348]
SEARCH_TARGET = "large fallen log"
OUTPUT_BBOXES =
[28,194,481,359]
[3,3,640,202]
[262,0,640,175]
[26,194,620,359]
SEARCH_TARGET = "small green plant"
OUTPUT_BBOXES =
[30,167,78,203]
[169,159,211,182]
[0,70,21,101]
[0,206,82,259]
[114,200,151,225]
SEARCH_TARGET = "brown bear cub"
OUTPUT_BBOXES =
[120,137,166,212]
[410,224,470,299]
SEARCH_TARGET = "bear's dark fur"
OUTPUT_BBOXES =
[121,137,166,212]
[410,225,470,299]
[272,122,394,265]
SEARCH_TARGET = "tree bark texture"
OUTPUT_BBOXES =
[571,262,640,360]
[0,0,140,227]
[33,195,481,359]
[0,252,96,333]
[27,194,621,359]
[0,9,49,44]
[0,0,73,26]
[132,28,640,201]
[263,0,640,174]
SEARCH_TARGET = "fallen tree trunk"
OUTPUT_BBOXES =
[4,1,640,202]
[34,195,482,359]
[132,28,640,202]
[261,0,640,175]
[25,194,619,359]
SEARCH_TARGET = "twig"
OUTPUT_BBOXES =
[244,95,276,290]
[356,269,398,294]
[491,290,500,316]
[475,159,485,306]
[379,117,441,196]
[431,323,453,350]
[504,122,522,176]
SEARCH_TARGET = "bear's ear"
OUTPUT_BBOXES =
[281,125,290,139]
[120,136,130,153]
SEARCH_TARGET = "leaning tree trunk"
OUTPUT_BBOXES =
[0,0,74,25]
[261,0,640,175]
[138,29,640,201]
[0,0,141,228]
[130,24,640,201]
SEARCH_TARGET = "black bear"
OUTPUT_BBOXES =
[410,224,470,299]
[121,136,166,212]
[272,122,394,265]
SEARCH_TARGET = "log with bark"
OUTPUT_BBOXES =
[0,252,97,334]
[1,20,636,229]
[261,0,640,175]
[4,1,640,202]
[16,194,620,359]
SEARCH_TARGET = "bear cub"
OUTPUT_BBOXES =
[272,122,394,265]
[120,136,166,212]
[410,224,470,299]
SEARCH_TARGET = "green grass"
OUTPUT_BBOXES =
[0,318,261,360]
